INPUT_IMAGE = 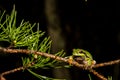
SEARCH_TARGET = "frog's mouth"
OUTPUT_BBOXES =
[73,56,85,64]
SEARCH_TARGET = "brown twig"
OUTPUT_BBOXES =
[0,76,6,80]
[88,69,107,80]
[93,59,120,68]
[0,66,24,79]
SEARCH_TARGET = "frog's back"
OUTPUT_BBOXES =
[79,49,93,59]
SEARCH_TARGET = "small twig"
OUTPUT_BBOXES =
[0,61,36,79]
[93,59,120,68]
[0,66,24,80]
[7,41,15,49]
[0,66,24,78]
[0,76,6,80]
[88,69,107,80]
[7,44,14,49]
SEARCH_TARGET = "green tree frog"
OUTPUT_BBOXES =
[68,49,96,69]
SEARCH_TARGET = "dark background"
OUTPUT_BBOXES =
[0,0,119,80]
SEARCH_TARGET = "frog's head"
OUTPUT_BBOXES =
[72,49,93,59]
[72,49,84,56]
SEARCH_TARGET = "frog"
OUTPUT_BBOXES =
[68,49,96,69]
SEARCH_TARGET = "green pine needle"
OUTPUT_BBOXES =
[88,74,92,80]
[0,5,70,80]
[108,76,112,80]
[28,69,66,80]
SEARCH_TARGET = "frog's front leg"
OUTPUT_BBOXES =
[83,58,96,69]
[68,56,74,65]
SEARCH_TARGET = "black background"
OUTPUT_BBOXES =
[0,0,119,80]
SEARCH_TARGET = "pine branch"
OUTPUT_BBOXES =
[0,47,120,69]
[0,47,84,68]
[0,47,119,80]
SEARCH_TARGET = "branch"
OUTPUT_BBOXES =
[0,66,24,80]
[88,69,107,80]
[0,47,84,68]
[0,66,24,77]
[0,47,119,80]
[93,59,120,68]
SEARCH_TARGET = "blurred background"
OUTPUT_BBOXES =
[0,0,119,80]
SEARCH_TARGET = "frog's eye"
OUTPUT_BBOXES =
[79,50,85,54]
